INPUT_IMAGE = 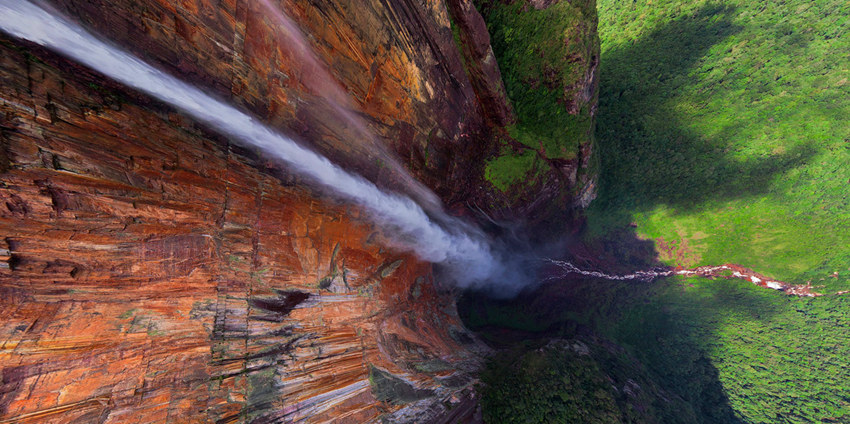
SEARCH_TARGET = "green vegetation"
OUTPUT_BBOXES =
[587,0,850,290]
[467,0,850,422]
[576,1,850,413]
[484,147,542,193]
[475,0,599,191]
[117,308,137,319]
[464,275,850,423]
[614,278,850,423]
[480,338,698,423]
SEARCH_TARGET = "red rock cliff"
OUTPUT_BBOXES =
[0,0,597,422]
[42,0,502,206]
[0,32,488,421]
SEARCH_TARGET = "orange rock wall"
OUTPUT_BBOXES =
[45,0,493,205]
[0,30,483,423]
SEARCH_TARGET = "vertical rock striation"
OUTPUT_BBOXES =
[0,32,483,422]
[0,0,599,421]
[470,0,600,235]
[44,0,497,206]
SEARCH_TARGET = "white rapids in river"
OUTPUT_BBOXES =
[542,258,827,297]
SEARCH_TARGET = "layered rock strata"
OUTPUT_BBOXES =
[0,34,483,422]
[0,0,600,421]
[46,0,495,206]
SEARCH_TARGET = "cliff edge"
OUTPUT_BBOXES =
[0,0,599,422]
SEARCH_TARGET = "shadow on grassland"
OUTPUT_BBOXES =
[455,4,814,423]
[460,272,755,423]
[589,2,817,229]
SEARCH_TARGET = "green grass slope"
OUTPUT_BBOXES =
[583,1,850,421]
[588,0,850,290]
[465,1,850,422]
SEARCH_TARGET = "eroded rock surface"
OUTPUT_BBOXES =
[0,33,484,423]
[44,0,499,208]
[0,0,600,421]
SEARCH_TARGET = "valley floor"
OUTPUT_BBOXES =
[466,0,849,421]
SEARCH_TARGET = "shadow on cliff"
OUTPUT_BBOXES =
[459,272,754,423]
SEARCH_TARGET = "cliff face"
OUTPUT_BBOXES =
[0,34,486,422]
[44,0,495,206]
[0,0,597,422]
[471,0,600,235]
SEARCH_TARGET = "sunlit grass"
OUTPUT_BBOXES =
[467,0,850,422]
[587,0,850,290]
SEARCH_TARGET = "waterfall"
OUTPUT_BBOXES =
[0,0,512,291]
[253,0,444,213]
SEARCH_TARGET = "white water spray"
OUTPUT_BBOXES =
[0,0,511,290]
[543,258,681,282]
[254,0,443,212]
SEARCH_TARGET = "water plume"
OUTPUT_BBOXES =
[254,0,443,213]
[0,0,531,293]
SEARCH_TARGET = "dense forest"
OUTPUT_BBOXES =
[468,0,849,422]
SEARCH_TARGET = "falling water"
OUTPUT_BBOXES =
[254,0,443,213]
[0,0,510,290]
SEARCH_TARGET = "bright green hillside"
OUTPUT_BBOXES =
[588,0,850,290]
[466,0,850,422]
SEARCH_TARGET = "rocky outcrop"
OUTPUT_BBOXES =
[466,0,600,237]
[0,30,485,423]
[0,0,600,421]
[446,0,516,127]
[43,0,595,224]
[44,0,498,208]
